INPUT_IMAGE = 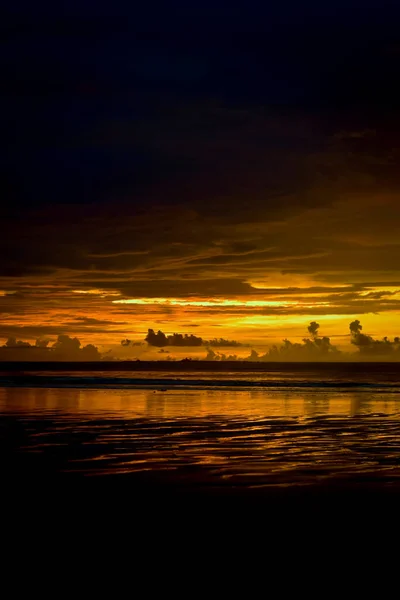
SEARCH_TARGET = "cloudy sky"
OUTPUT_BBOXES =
[2,1,400,357]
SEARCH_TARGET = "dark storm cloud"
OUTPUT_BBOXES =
[110,279,258,298]
[2,1,400,323]
[185,249,329,267]
[177,300,400,318]
[2,191,400,299]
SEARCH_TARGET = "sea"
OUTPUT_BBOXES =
[1,362,400,496]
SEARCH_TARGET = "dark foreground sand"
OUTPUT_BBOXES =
[5,469,400,513]
[3,471,399,565]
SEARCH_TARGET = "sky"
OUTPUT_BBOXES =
[2,1,400,359]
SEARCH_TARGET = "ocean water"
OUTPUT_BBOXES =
[1,364,400,491]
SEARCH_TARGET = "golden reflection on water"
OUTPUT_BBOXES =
[1,386,399,419]
[2,386,400,485]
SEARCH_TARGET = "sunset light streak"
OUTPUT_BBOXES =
[112,297,331,308]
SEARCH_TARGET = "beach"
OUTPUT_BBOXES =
[2,363,400,506]
[2,370,400,554]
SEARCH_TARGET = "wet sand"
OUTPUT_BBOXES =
[2,385,400,531]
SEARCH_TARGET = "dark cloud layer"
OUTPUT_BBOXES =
[2,2,400,341]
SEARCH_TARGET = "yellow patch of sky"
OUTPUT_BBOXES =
[72,289,121,297]
[360,286,400,296]
[13,284,399,351]
[112,297,330,308]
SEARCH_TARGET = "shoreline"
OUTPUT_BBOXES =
[2,360,400,372]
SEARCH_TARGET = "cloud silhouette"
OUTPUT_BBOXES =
[265,335,340,361]
[35,338,50,348]
[204,348,240,361]
[307,321,320,338]
[0,334,101,361]
[204,322,340,361]
[144,328,244,348]
[145,328,203,347]
[207,338,244,347]
[350,320,363,335]
[2,320,400,362]
[120,339,143,347]
[350,320,400,356]
[5,337,31,348]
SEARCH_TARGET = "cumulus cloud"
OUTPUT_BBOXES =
[307,321,320,338]
[350,320,363,335]
[207,338,245,347]
[145,329,203,347]
[204,348,240,361]
[204,322,340,361]
[260,322,339,361]
[120,339,143,347]
[2,321,400,362]
[350,320,400,356]
[5,337,31,348]
[51,334,101,360]
[265,334,340,361]
[144,328,244,348]
[0,334,101,361]
[203,320,400,362]
[35,338,50,348]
